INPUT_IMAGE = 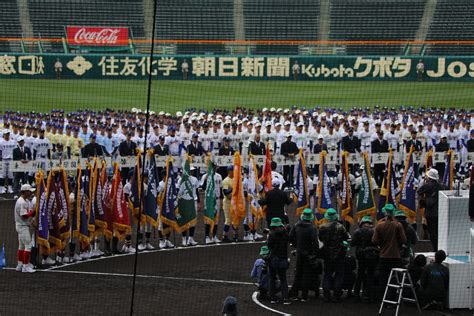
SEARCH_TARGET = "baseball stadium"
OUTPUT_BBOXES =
[1,0,474,315]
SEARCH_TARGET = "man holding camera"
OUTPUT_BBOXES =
[288,208,320,302]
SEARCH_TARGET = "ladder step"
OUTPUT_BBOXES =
[402,298,417,303]
[383,300,399,305]
[387,284,402,288]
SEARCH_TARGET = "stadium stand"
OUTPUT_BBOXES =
[27,0,145,52]
[155,0,234,54]
[425,0,474,56]
[0,0,23,53]
[0,0,472,55]
[243,0,320,55]
[329,0,426,55]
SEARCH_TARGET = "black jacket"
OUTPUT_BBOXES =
[371,138,389,153]
[119,140,137,157]
[267,226,289,259]
[420,263,449,300]
[258,188,293,221]
[406,139,423,153]
[351,226,377,260]
[249,141,266,155]
[218,145,235,156]
[289,220,319,256]
[187,141,205,156]
[154,144,169,156]
[418,179,448,218]
[341,135,361,153]
[319,221,348,260]
[82,143,104,158]
[281,140,299,157]
[313,143,327,154]
[467,139,474,152]
[13,146,32,161]
[435,142,449,152]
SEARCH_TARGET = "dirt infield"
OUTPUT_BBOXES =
[0,198,472,315]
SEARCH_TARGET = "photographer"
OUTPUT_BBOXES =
[288,209,320,302]
[351,216,379,302]
[267,217,291,305]
[258,178,294,226]
[319,208,348,302]
[251,246,272,300]
[394,210,418,266]
[372,204,407,299]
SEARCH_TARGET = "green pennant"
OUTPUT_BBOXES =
[176,157,197,232]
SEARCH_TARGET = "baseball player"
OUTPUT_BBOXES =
[15,184,36,273]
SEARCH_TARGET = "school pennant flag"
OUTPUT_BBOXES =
[78,163,92,249]
[295,150,309,216]
[377,150,399,219]
[129,151,144,224]
[93,160,108,235]
[204,155,218,232]
[111,163,131,240]
[356,152,376,219]
[230,152,246,228]
[88,162,96,234]
[102,176,114,241]
[247,155,263,230]
[176,155,197,232]
[56,168,71,247]
[35,170,50,254]
[144,151,160,227]
[317,151,332,214]
[442,149,454,190]
[339,151,353,224]
[160,157,179,233]
[46,170,67,252]
[397,146,417,223]
[260,144,272,192]
[425,148,433,170]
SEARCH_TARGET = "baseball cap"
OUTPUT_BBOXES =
[20,184,35,192]
[17,136,25,142]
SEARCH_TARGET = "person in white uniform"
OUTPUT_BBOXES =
[14,184,36,273]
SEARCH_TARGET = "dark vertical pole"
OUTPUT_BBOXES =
[130,0,158,314]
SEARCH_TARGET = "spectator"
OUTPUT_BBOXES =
[351,215,379,302]
[267,217,291,305]
[418,168,448,251]
[418,250,449,310]
[394,210,418,265]
[319,208,348,302]
[251,246,271,300]
[288,208,319,302]
[372,203,407,300]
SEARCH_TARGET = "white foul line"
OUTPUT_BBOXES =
[39,269,255,286]
[46,240,265,271]
[251,291,292,316]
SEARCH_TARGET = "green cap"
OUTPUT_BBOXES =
[394,210,407,218]
[301,208,315,221]
[260,246,270,256]
[382,203,396,216]
[360,215,373,224]
[324,208,338,221]
[270,217,284,227]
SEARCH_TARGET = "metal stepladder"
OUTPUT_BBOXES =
[378,268,422,316]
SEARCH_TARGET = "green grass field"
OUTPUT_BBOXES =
[2,79,474,113]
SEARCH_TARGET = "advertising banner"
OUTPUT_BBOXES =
[66,26,129,46]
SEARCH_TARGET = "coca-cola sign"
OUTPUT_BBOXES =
[66,26,129,46]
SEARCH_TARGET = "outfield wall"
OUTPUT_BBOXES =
[1,54,474,81]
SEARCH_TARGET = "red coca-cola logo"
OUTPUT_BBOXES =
[67,26,128,46]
